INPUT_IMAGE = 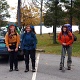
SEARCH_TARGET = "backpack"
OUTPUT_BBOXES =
[64,24,77,41]
[6,22,20,34]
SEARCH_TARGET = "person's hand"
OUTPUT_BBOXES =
[62,43,66,46]
[8,48,11,52]
[15,48,18,52]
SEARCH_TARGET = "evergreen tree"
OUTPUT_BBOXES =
[44,0,65,43]
[0,0,10,26]
[73,0,80,33]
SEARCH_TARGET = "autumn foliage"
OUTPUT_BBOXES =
[21,5,40,26]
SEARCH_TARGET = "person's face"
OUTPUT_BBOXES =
[9,25,15,33]
[63,27,67,32]
[26,26,31,33]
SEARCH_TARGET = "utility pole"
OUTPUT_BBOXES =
[17,0,21,28]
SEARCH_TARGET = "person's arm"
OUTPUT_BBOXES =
[5,33,11,52]
[58,32,63,45]
[33,33,37,49]
[16,33,20,48]
[66,32,74,45]
[5,33,9,48]
[21,33,25,50]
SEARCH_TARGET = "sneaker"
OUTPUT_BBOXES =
[9,69,13,72]
[24,69,29,72]
[32,69,36,72]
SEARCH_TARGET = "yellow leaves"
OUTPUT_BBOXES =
[21,5,40,26]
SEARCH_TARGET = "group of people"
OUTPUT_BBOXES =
[4,23,74,72]
[5,24,37,72]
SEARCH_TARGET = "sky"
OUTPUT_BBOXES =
[6,0,30,22]
[6,0,18,22]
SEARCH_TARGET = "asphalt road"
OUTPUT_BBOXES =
[0,53,80,80]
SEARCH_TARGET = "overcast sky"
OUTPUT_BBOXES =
[6,0,32,22]
[6,0,18,22]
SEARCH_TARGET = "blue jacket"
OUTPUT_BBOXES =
[21,32,37,50]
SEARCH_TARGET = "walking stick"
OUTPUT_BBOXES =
[61,46,66,72]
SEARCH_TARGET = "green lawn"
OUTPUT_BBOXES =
[36,32,80,57]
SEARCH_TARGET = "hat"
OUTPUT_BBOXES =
[30,25,34,29]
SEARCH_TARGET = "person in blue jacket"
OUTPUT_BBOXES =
[21,25,37,72]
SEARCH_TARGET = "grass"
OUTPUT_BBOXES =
[36,31,80,57]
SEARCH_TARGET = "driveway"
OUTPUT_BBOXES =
[0,53,80,80]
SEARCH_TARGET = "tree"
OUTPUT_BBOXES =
[0,0,10,26]
[21,5,40,27]
[73,0,80,34]
[44,0,65,43]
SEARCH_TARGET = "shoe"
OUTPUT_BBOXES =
[67,66,71,70]
[24,69,29,72]
[59,67,62,70]
[67,63,71,70]
[15,68,19,71]
[32,69,36,72]
[9,69,13,72]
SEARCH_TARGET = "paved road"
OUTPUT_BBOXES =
[0,53,80,80]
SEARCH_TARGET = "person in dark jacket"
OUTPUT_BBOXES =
[21,25,37,72]
[58,25,74,70]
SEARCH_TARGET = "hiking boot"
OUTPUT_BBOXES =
[59,67,62,70]
[32,68,36,72]
[24,69,29,72]
[59,62,62,70]
[67,63,71,70]
[15,68,19,71]
[9,69,13,72]
[67,66,71,70]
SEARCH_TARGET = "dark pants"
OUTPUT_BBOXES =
[9,45,18,70]
[24,49,36,70]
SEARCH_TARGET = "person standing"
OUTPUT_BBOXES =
[5,24,20,72]
[58,25,74,70]
[21,25,37,72]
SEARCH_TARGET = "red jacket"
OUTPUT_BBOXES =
[58,32,74,46]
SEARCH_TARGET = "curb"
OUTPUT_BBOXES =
[36,49,45,52]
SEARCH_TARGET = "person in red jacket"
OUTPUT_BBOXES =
[58,25,74,70]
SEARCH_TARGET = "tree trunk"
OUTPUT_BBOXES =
[17,0,21,28]
[79,25,80,34]
[53,0,58,44]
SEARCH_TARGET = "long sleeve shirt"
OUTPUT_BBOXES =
[5,32,20,48]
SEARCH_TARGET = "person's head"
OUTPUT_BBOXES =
[25,25,32,33]
[8,25,17,34]
[61,25,69,34]
[64,24,72,32]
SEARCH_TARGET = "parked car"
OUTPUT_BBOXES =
[0,36,24,61]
